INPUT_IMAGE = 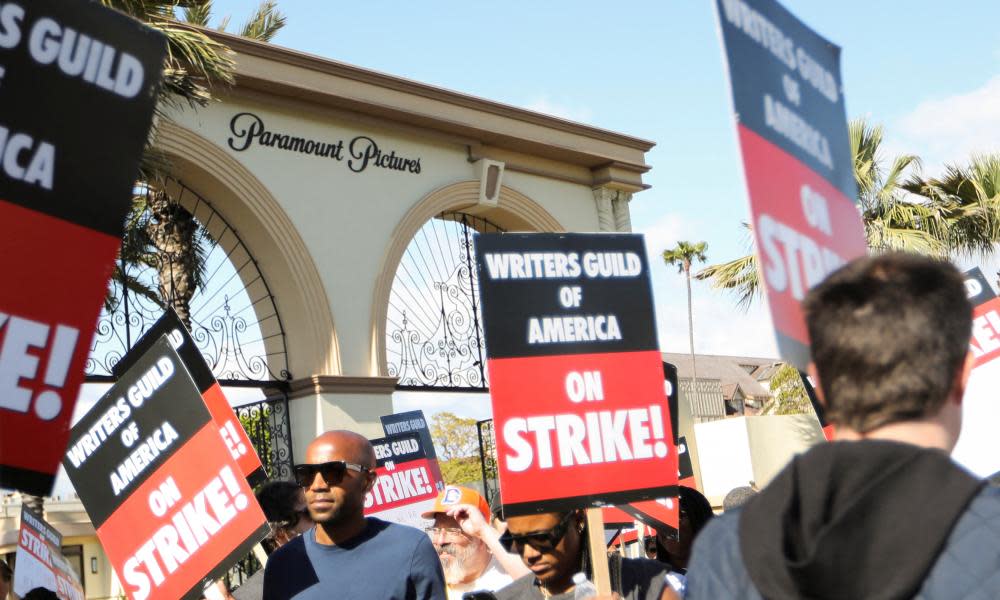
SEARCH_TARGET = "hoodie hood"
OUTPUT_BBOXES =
[739,440,982,600]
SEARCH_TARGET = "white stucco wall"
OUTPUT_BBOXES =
[166,98,603,378]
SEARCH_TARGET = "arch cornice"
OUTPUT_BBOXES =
[369,180,564,376]
[154,119,340,376]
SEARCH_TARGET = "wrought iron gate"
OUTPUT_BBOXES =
[387,212,504,391]
[477,418,499,509]
[86,177,294,481]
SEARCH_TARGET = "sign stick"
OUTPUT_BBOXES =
[586,508,611,595]
[253,543,269,570]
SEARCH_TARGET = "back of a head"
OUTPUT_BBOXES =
[257,480,301,522]
[23,588,59,600]
[256,480,304,553]
[679,486,714,537]
[722,486,757,512]
[803,253,972,433]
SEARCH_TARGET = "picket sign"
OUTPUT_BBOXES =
[714,0,867,370]
[112,309,267,486]
[380,410,445,493]
[475,233,678,597]
[952,267,1000,476]
[13,506,84,600]
[363,432,442,529]
[0,0,165,496]
[63,338,267,600]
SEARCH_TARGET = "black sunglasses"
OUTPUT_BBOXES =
[499,512,575,554]
[294,461,369,487]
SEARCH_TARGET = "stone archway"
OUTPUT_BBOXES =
[370,180,565,379]
[154,120,340,379]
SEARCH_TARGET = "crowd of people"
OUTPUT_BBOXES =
[247,253,1000,599]
[4,253,996,600]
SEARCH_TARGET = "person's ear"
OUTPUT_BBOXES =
[952,350,975,405]
[807,362,826,408]
[363,470,377,493]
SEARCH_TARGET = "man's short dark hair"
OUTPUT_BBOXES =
[255,480,304,554]
[0,558,11,582]
[803,253,972,433]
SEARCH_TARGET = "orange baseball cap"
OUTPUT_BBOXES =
[421,485,491,519]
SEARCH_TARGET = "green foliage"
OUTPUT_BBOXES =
[694,224,758,309]
[440,456,483,486]
[430,412,479,460]
[101,0,286,180]
[662,241,709,274]
[760,363,812,416]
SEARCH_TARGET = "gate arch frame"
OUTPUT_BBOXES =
[154,119,340,379]
[370,180,565,378]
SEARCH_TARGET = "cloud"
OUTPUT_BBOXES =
[895,75,1000,172]
[637,214,687,263]
[521,95,594,124]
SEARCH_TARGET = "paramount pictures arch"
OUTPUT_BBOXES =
[123,31,654,465]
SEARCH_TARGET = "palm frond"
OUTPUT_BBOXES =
[239,0,286,42]
[695,253,760,311]
[182,0,213,26]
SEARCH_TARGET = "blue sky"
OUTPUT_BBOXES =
[203,0,1000,360]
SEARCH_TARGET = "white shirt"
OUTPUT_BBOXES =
[446,557,513,599]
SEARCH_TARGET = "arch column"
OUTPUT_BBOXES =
[593,186,633,232]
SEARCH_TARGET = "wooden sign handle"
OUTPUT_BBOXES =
[586,508,612,595]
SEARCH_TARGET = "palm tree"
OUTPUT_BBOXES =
[663,241,708,395]
[901,154,1000,257]
[104,1,285,327]
[696,118,1000,306]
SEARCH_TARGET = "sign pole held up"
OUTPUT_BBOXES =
[586,508,612,595]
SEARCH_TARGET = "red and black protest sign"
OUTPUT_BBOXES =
[0,0,165,496]
[380,409,445,492]
[715,0,867,370]
[965,267,1000,369]
[13,506,84,600]
[112,310,266,486]
[475,233,677,516]
[63,338,267,600]
[363,432,442,529]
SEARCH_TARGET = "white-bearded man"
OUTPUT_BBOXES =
[422,486,529,599]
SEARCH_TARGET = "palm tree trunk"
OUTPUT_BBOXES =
[686,264,699,405]
[19,493,44,517]
[147,189,198,328]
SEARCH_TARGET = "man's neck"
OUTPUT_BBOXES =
[454,553,491,586]
[315,515,368,546]
[834,417,955,452]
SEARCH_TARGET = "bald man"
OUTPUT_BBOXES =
[263,431,445,599]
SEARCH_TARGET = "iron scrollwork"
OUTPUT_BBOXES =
[86,178,291,386]
[235,394,295,482]
[387,212,503,390]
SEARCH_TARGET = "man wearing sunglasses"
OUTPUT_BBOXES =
[262,430,445,599]
[493,510,669,599]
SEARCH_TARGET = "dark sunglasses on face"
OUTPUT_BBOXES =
[294,461,370,487]
[499,512,575,554]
